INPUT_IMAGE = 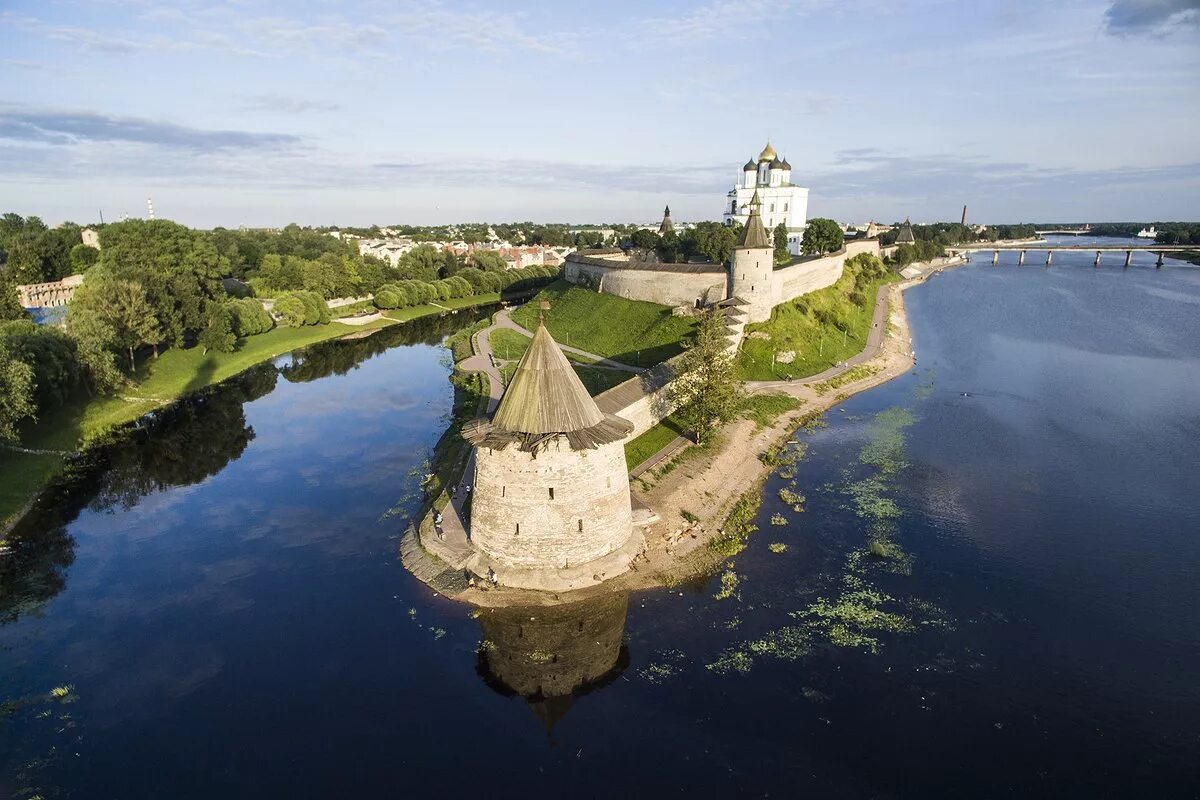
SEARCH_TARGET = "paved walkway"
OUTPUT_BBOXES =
[456,308,645,414]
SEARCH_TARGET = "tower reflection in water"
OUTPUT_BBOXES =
[475,593,630,733]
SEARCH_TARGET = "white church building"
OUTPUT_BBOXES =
[723,141,809,256]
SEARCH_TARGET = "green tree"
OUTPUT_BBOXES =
[471,250,508,272]
[801,218,844,256]
[630,229,661,251]
[0,339,36,441]
[773,222,791,265]
[0,320,80,412]
[68,276,163,373]
[1,279,27,321]
[399,244,445,280]
[668,308,741,445]
[98,219,226,347]
[69,243,100,272]
[199,304,237,354]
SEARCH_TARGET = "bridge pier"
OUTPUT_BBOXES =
[1018,250,1026,266]
[1045,251,1053,266]
[992,250,999,265]
[1124,250,1132,268]
[1157,252,1164,268]
[1094,251,1101,267]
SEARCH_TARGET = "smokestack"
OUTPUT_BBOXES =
[961,205,967,226]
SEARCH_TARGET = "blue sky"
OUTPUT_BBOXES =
[2,0,1198,227]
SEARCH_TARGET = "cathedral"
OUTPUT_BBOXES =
[723,141,809,256]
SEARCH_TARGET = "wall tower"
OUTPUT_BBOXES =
[462,316,642,591]
[728,191,777,323]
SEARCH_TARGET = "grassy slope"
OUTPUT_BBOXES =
[1,292,503,528]
[491,328,629,397]
[623,413,687,470]
[510,280,696,368]
[736,268,898,381]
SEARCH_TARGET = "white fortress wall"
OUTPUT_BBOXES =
[565,255,727,308]
[773,239,881,305]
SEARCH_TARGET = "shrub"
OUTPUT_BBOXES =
[273,295,307,328]
[374,289,400,309]
[228,298,273,337]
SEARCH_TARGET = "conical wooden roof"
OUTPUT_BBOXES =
[736,190,771,249]
[493,323,604,434]
[463,320,634,451]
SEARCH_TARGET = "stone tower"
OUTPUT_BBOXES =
[658,205,674,236]
[461,318,643,591]
[728,190,777,323]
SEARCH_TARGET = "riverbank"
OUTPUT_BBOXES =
[0,291,509,532]
[412,260,952,607]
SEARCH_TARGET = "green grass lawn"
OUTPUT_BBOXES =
[488,327,596,365]
[510,280,696,367]
[624,413,687,470]
[736,268,898,381]
[490,327,630,397]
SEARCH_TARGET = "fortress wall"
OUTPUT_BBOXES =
[565,257,726,308]
[470,438,634,570]
[772,239,881,306]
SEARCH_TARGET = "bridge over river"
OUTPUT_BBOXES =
[950,242,1196,268]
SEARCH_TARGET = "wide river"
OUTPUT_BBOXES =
[2,239,1198,798]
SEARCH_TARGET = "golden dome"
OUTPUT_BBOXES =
[757,140,777,162]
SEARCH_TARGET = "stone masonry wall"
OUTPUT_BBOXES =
[565,258,726,308]
[471,438,634,570]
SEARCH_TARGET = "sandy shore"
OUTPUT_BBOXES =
[446,263,951,608]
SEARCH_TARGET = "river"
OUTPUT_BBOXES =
[2,239,1197,798]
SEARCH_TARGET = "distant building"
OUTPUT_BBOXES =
[17,274,85,316]
[895,218,916,245]
[80,228,100,249]
[723,141,809,256]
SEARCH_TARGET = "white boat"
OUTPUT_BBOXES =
[1136,226,1157,239]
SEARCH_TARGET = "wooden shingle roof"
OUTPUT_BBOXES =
[462,322,633,452]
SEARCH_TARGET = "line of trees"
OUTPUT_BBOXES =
[0,213,566,442]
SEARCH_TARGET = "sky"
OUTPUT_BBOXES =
[1,0,1198,228]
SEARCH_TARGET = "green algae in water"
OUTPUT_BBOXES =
[696,404,952,672]
[714,569,741,601]
[768,543,788,554]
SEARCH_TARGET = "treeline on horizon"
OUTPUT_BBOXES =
[1031,222,1200,244]
[0,213,559,442]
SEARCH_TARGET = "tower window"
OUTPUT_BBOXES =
[515,523,520,535]
[548,488,555,500]
[770,204,775,212]
[502,485,506,497]
[578,519,584,532]
[784,203,789,212]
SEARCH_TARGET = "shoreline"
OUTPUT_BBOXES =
[411,258,959,607]
[1,292,514,535]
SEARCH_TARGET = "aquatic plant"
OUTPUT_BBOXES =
[768,542,788,554]
[770,513,787,526]
[713,569,740,600]
[705,649,753,674]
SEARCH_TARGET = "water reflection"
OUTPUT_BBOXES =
[1,308,496,629]
[281,306,493,384]
[476,593,630,732]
